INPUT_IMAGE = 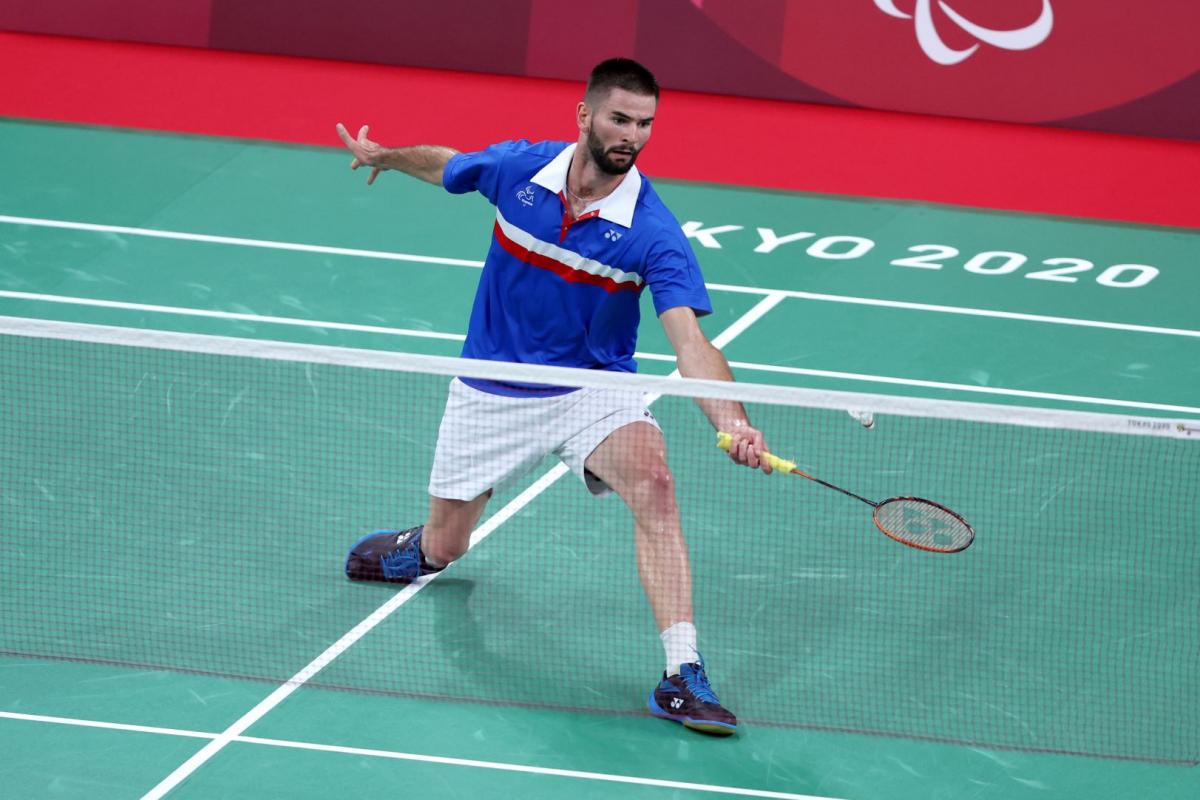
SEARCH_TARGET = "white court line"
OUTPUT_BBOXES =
[0,712,840,800]
[708,293,788,349]
[237,734,833,800]
[2,214,1196,339]
[139,466,565,800]
[0,710,215,740]
[0,215,484,268]
[0,289,1191,414]
[137,295,775,799]
[706,282,1200,339]
[0,290,466,342]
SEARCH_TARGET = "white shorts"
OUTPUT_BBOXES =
[428,378,661,500]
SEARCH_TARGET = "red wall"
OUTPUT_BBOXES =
[2,0,1198,140]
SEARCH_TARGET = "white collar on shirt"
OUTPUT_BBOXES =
[529,143,642,229]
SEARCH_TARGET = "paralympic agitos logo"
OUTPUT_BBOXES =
[874,0,1053,65]
[688,0,1197,124]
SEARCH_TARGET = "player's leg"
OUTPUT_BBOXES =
[584,421,692,630]
[347,377,549,584]
[583,421,738,736]
[422,490,492,565]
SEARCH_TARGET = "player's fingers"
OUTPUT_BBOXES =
[752,436,772,473]
[758,445,773,474]
[735,437,758,469]
[744,440,760,469]
[335,122,354,146]
[358,124,370,143]
[350,158,361,171]
[367,167,381,185]
[733,434,773,474]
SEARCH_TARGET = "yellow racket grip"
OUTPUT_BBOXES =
[716,432,796,473]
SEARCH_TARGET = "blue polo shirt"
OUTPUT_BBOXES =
[442,139,711,396]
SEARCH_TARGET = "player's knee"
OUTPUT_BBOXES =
[632,461,678,514]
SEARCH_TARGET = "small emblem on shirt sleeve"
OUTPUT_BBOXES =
[517,185,536,206]
[604,228,623,241]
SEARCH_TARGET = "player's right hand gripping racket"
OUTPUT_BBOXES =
[717,432,974,553]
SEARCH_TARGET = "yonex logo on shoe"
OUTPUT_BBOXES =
[671,698,684,710]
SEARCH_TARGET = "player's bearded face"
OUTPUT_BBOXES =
[587,125,640,176]
[584,88,656,176]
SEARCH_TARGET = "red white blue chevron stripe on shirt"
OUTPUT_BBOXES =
[492,207,643,294]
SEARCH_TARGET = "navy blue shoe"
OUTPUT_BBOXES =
[648,659,738,736]
[344,526,442,583]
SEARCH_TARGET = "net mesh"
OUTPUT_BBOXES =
[2,319,1197,763]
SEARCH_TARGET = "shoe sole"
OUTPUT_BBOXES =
[646,695,737,736]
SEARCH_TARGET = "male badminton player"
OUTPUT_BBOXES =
[337,58,769,736]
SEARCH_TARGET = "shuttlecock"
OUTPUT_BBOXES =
[847,409,875,429]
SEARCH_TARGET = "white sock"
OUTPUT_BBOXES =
[419,544,446,570]
[660,621,698,676]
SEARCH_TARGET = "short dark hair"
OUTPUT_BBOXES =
[585,58,659,103]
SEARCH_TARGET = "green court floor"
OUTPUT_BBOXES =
[1,119,1198,799]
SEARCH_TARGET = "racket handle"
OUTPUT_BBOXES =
[716,432,796,473]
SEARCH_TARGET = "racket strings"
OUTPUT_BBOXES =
[873,498,974,552]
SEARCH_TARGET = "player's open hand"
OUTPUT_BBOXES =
[723,425,772,474]
[336,123,386,185]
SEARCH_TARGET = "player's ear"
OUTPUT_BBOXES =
[576,101,590,133]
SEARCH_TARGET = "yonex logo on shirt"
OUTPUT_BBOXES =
[604,228,622,242]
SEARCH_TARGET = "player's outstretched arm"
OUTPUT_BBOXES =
[335,123,459,186]
[659,306,771,473]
